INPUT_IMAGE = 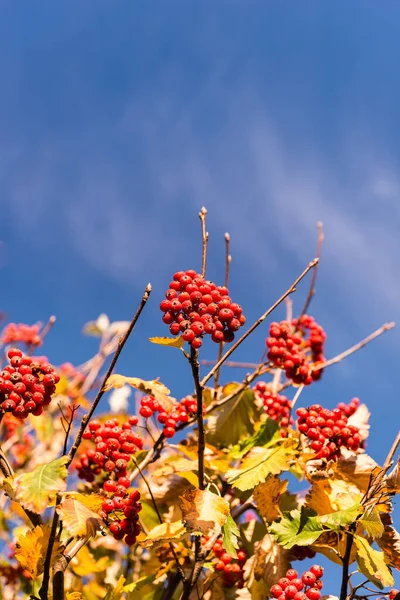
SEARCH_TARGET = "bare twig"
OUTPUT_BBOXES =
[199,207,208,278]
[40,315,57,341]
[201,359,260,369]
[201,259,319,387]
[298,221,324,318]
[67,284,152,466]
[312,322,395,371]
[289,384,305,415]
[224,232,231,288]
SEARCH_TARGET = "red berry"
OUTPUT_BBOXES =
[286,569,299,581]
[271,585,283,598]
[163,427,175,438]
[191,337,203,349]
[305,588,320,600]
[285,586,299,598]
[139,406,153,418]
[309,566,324,579]
[302,572,316,586]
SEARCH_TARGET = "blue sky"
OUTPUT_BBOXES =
[1,1,399,588]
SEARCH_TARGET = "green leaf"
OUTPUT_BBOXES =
[124,573,157,593]
[226,441,297,491]
[230,418,280,459]
[206,385,262,447]
[222,514,240,558]
[139,502,161,532]
[354,535,394,588]
[360,506,385,539]
[14,457,69,513]
[319,504,361,530]
[149,336,185,349]
[269,507,324,549]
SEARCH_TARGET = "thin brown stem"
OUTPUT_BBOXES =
[224,232,231,288]
[298,221,324,318]
[40,315,56,342]
[131,457,187,583]
[312,322,395,371]
[199,207,208,278]
[201,359,260,369]
[207,363,268,415]
[67,283,151,466]
[201,258,319,387]
[189,347,205,490]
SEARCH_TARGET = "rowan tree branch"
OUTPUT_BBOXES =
[199,207,208,278]
[201,258,319,387]
[67,283,152,466]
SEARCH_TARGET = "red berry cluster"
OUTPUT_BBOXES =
[270,565,324,600]
[266,315,326,385]
[139,395,192,438]
[288,546,316,561]
[253,381,293,436]
[76,417,143,482]
[160,270,246,349]
[103,488,142,546]
[0,348,59,419]
[2,323,42,347]
[296,398,361,461]
[212,538,247,588]
[292,315,326,380]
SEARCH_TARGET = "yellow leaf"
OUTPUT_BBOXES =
[15,525,62,579]
[354,535,394,588]
[105,575,126,600]
[71,545,110,577]
[306,479,363,515]
[377,513,400,569]
[57,497,104,537]
[141,520,186,548]
[66,594,84,600]
[61,492,104,513]
[253,475,288,523]
[244,533,291,600]
[104,375,173,412]
[335,452,378,491]
[386,457,400,492]
[13,457,69,513]
[149,336,185,349]
[180,489,229,535]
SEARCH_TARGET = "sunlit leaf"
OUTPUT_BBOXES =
[141,520,186,548]
[354,535,394,588]
[71,545,110,577]
[60,492,104,513]
[386,457,400,493]
[347,403,370,441]
[222,514,240,558]
[226,441,297,491]
[57,497,104,537]
[360,506,385,539]
[206,385,262,446]
[230,418,280,459]
[13,457,68,513]
[254,475,288,523]
[149,336,185,349]
[334,452,378,491]
[15,525,62,579]
[104,375,173,412]
[244,533,291,600]
[180,489,229,535]
[269,508,324,549]
[103,575,126,600]
[66,594,84,600]
[124,573,157,592]
[377,513,400,569]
